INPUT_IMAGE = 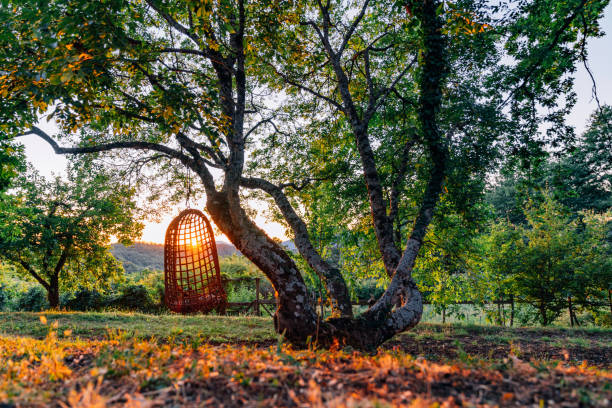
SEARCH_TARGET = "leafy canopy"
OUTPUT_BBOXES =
[0,160,143,297]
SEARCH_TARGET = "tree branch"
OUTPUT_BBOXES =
[271,64,344,112]
[54,241,72,276]
[241,176,353,317]
[337,0,371,57]
[244,117,287,141]
[23,126,190,163]
[365,56,418,121]
[144,0,202,48]
[500,0,589,107]
[159,47,207,57]
[16,258,50,290]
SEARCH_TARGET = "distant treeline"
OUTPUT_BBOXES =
[110,242,239,273]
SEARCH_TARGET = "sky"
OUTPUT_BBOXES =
[19,4,612,244]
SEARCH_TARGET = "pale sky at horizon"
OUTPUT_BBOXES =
[19,4,612,244]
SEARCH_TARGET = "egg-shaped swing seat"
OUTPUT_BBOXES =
[164,209,227,314]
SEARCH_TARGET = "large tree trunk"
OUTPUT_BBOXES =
[48,274,60,309]
[206,189,424,350]
[206,191,318,343]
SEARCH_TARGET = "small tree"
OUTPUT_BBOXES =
[473,219,523,325]
[480,192,611,326]
[515,195,580,325]
[0,161,143,308]
[577,210,612,322]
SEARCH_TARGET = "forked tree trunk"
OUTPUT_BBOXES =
[206,189,425,350]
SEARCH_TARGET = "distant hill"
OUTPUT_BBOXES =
[281,240,297,252]
[111,241,239,274]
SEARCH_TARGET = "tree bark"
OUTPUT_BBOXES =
[205,191,319,343]
[540,303,548,326]
[568,296,574,327]
[48,273,60,309]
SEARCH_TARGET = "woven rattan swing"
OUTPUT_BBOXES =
[164,209,227,314]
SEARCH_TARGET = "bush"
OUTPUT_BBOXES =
[63,288,105,311]
[0,284,7,311]
[16,286,49,311]
[227,284,255,303]
[220,255,260,279]
[107,284,158,312]
[591,309,612,327]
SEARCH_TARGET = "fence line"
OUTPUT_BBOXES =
[224,277,609,317]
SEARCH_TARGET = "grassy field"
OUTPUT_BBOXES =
[0,311,611,407]
[0,311,275,342]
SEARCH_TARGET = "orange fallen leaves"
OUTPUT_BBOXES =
[0,322,610,407]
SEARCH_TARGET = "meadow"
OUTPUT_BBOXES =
[0,311,610,407]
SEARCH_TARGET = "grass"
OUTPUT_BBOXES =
[0,312,611,407]
[2,311,611,349]
[0,311,275,342]
[0,311,611,406]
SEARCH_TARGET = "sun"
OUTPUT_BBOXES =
[186,236,200,250]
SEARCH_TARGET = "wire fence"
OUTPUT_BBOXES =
[225,278,610,325]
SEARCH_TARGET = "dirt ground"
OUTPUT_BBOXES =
[386,327,612,367]
[1,314,611,407]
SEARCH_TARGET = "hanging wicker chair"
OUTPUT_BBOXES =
[164,209,227,314]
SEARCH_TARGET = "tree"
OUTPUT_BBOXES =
[0,140,24,193]
[488,106,612,221]
[479,192,611,326]
[472,220,523,325]
[577,210,612,322]
[553,106,612,213]
[0,161,143,308]
[1,0,607,348]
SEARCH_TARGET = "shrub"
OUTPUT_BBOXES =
[107,284,157,312]
[63,288,105,311]
[227,285,255,303]
[591,309,612,327]
[0,284,7,310]
[220,255,260,279]
[16,286,48,311]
